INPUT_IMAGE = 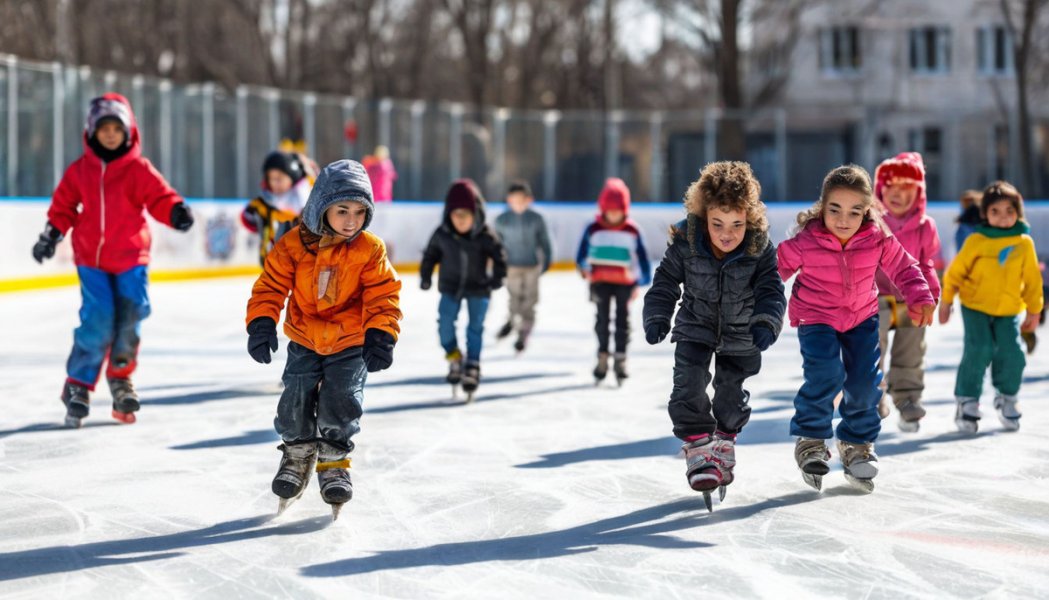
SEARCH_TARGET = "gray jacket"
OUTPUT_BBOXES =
[643,216,785,355]
[493,208,553,270]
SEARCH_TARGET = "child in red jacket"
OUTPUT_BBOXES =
[31,93,194,428]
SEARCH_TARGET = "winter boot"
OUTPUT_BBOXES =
[496,321,514,340]
[513,325,531,353]
[593,352,610,383]
[316,443,353,519]
[461,361,481,393]
[682,435,722,492]
[61,381,91,428]
[613,353,628,384]
[837,440,878,492]
[273,442,318,514]
[108,377,140,423]
[994,392,1021,431]
[712,431,737,487]
[445,349,463,384]
[794,437,830,491]
[954,396,981,433]
[895,398,926,433]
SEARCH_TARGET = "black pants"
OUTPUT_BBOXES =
[591,282,634,354]
[668,341,761,439]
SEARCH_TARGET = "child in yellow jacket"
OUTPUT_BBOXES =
[939,181,1043,433]
[246,159,402,518]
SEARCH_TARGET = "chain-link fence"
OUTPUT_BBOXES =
[2,55,1046,203]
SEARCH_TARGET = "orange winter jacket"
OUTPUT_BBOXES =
[246,225,402,355]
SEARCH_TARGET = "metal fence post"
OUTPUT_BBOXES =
[303,92,316,155]
[492,107,508,200]
[704,109,719,166]
[775,108,788,202]
[52,62,65,190]
[649,111,663,202]
[605,110,621,179]
[543,110,559,201]
[7,56,18,196]
[341,97,357,159]
[236,85,248,198]
[268,88,280,148]
[378,98,392,148]
[202,82,215,198]
[450,103,463,182]
[410,100,425,199]
[159,79,173,182]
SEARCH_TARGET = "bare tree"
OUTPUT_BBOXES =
[1001,0,1048,195]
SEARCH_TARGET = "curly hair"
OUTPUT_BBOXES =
[979,180,1026,223]
[794,164,888,235]
[676,161,768,254]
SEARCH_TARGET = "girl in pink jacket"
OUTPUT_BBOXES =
[872,152,943,432]
[778,165,935,493]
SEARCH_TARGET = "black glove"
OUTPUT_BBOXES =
[420,279,432,291]
[362,328,395,372]
[170,202,194,232]
[32,222,63,264]
[247,317,278,364]
[645,319,671,345]
[750,323,776,352]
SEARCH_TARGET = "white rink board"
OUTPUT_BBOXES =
[1,272,1048,598]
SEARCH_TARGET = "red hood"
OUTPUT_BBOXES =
[874,152,926,225]
[82,92,142,162]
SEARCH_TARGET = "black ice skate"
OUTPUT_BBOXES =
[108,377,140,424]
[460,361,480,403]
[61,381,90,428]
[593,352,610,385]
[837,440,878,493]
[446,349,463,400]
[316,448,352,521]
[495,321,514,341]
[794,437,830,491]
[273,442,318,515]
[613,353,628,386]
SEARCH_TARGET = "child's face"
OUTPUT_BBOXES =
[823,189,868,241]
[604,209,625,225]
[325,201,367,238]
[266,170,294,195]
[451,208,474,234]
[507,192,532,214]
[95,121,126,151]
[985,199,1018,229]
[707,206,747,255]
[882,181,919,218]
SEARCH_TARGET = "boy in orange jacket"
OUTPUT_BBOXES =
[245,159,402,518]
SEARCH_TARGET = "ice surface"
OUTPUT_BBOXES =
[1,272,1048,598]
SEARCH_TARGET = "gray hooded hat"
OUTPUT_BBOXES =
[301,159,375,238]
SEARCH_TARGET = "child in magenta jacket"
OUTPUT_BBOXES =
[872,152,943,431]
[778,165,934,493]
[30,93,193,427]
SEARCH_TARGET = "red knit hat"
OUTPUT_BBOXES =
[445,178,481,213]
[598,178,631,214]
[874,152,925,200]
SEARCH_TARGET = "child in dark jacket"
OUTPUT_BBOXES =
[643,161,785,506]
[31,93,194,427]
[576,178,652,384]
[420,179,508,396]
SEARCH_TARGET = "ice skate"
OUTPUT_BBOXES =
[954,396,980,434]
[794,437,830,491]
[837,440,878,493]
[316,451,352,521]
[994,393,1021,431]
[446,349,463,400]
[877,395,891,419]
[461,361,480,403]
[495,321,514,341]
[593,352,610,384]
[108,377,140,424]
[513,327,531,354]
[273,442,318,515]
[61,381,90,428]
[711,432,737,502]
[896,398,926,433]
[613,353,628,386]
[683,435,723,512]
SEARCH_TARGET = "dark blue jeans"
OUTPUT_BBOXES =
[275,341,367,453]
[790,315,883,444]
[438,294,490,362]
[67,265,151,388]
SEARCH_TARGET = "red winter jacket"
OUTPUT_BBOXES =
[47,93,183,274]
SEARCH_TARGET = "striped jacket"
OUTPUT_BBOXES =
[576,218,652,286]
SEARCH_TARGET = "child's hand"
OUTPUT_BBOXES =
[1022,311,1041,333]
[750,324,776,351]
[578,268,589,281]
[363,328,396,372]
[630,286,640,302]
[170,203,194,232]
[644,319,670,345]
[31,222,62,264]
[908,303,936,327]
[938,302,952,325]
[247,317,278,364]
[420,278,432,291]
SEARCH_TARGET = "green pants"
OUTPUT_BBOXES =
[955,306,1026,398]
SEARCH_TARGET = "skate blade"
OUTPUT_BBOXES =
[331,503,345,521]
[997,415,1020,432]
[111,410,137,424]
[955,419,979,434]
[718,485,727,502]
[63,415,83,429]
[802,473,823,491]
[276,496,300,516]
[898,420,920,433]
[702,492,713,513]
[844,473,875,493]
[465,391,476,404]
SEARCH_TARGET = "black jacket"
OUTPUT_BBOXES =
[643,216,786,355]
[420,198,508,299]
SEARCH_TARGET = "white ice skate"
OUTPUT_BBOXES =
[954,397,981,434]
[837,440,878,493]
[683,436,723,512]
[994,393,1021,431]
[460,361,480,404]
[896,399,926,433]
[794,437,830,491]
[273,442,318,516]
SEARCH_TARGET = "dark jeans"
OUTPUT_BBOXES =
[275,341,367,453]
[67,265,151,388]
[668,341,761,439]
[591,282,634,354]
[438,293,490,362]
[790,315,883,444]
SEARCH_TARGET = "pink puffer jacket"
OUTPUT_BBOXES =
[873,152,943,302]
[778,220,935,332]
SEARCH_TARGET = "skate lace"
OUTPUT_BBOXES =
[109,379,135,399]
[796,440,829,462]
[839,442,874,464]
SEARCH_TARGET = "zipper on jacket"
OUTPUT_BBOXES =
[457,245,469,299]
[95,162,107,267]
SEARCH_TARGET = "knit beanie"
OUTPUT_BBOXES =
[445,179,481,213]
[874,152,925,200]
[86,94,134,142]
[262,151,307,184]
[598,177,631,214]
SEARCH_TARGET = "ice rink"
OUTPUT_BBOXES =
[1,272,1048,599]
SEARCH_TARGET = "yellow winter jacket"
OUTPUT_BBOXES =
[942,223,1044,316]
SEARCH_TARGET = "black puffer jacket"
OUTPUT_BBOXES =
[420,189,508,299]
[643,216,785,355]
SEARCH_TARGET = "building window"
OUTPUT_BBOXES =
[819,26,861,74]
[908,126,943,197]
[909,27,951,74]
[977,25,1014,75]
